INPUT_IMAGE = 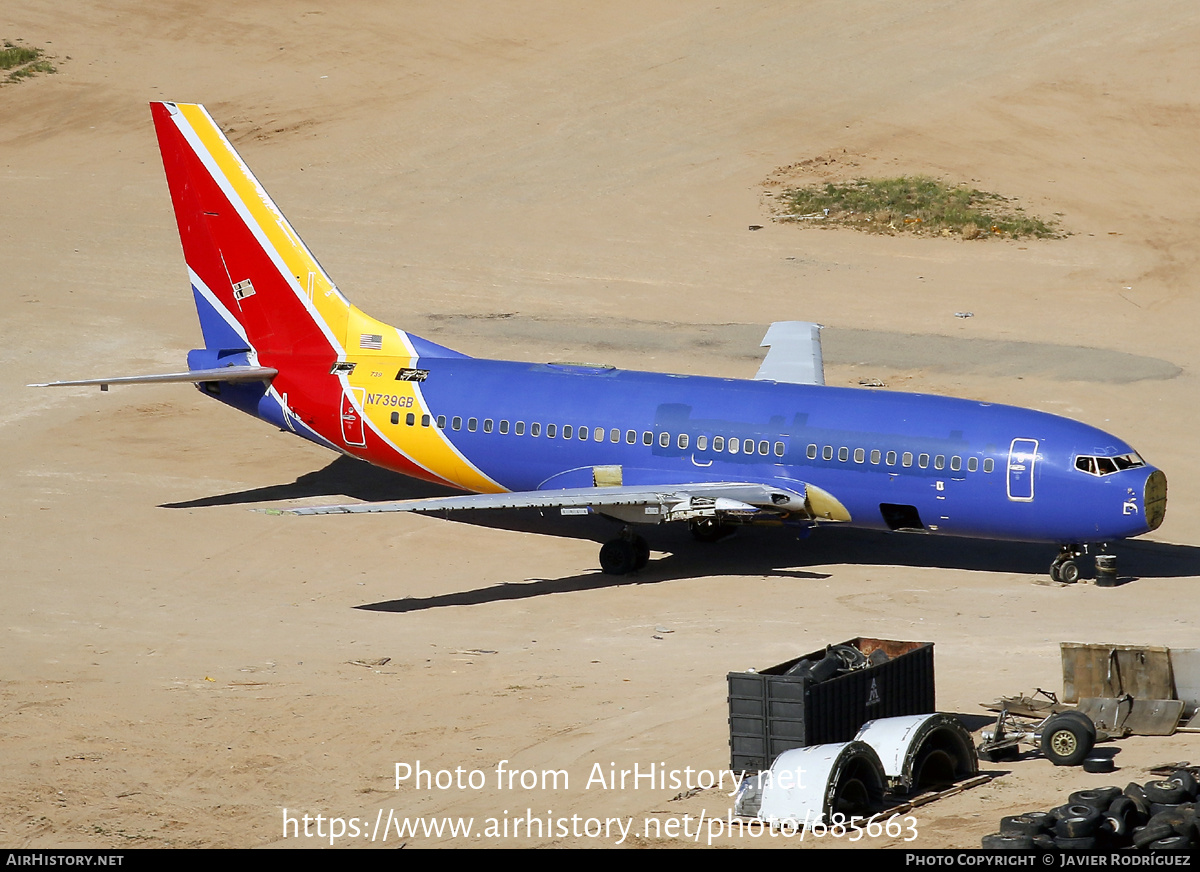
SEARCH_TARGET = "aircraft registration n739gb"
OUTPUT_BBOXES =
[36,102,1168,581]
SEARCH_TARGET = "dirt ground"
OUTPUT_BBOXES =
[3,0,1200,849]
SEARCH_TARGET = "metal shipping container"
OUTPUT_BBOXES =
[728,637,935,772]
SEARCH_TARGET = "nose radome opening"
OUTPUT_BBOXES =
[1145,470,1167,531]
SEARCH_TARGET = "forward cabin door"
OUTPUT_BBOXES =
[1007,438,1038,502]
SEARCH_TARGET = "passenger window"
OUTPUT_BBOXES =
[643,431,653,446]
[713,436,725,451]
[678,434,689,450]
[838,447,849,462]
[902,452,913,467]
[758,440,769,455]
[918,453,929,468]
[983,458,994,473]
[728,437,740,454]
[886,450,897,466]
[515,421,525,436]
[467,417,478,432]
[499,420,510,435]
[406,412,416,426]
[697,435,708,451]
[563,425,573,440]
[579,426,589,441]
[390,412,399,425]
[967,457,978,472]
[950,456,961,471]
[870,449,881,464]
[660,432,671,448]
[483,418,493,433]
[609,428,619,443]
[626,430,637,444]
[853,448,865,463]
[531,422,541,437]
[547,424,557,438]
[421,414,430,427]
[822,445,834,461]
[774,442,785,457]
[452,416,462,431]
[934,455,945,470]
[807,444,818,459]
[436,415,446,429]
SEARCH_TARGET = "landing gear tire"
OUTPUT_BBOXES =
[1040,713,1095,766]
[599,534,650,575]
[1050,545,1084,583]
[690,518,732,543]
[599,540,636,575]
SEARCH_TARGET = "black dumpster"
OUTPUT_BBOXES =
[728,637,935,772]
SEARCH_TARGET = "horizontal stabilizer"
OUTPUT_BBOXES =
[755,321,825,386]
[30,365,278,390]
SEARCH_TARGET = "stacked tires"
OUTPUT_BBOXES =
[981,769,1200,849]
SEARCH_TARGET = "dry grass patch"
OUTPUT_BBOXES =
[772,176,1062,240]
[1,41,56,84]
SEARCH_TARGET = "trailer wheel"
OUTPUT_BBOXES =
[1041,714,1094,766]
[1056,710,1097,739]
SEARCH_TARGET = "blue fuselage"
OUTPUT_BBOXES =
[388,357,1164,546]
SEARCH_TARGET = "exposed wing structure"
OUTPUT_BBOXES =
[30,366,278,390]
[755,321,825,386]
[287,480,851,525]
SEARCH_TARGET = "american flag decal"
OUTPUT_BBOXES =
[360,334,383,350]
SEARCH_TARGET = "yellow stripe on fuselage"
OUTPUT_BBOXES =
[345,351,504,494]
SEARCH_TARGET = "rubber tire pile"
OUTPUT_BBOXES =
[981,769,1200,850]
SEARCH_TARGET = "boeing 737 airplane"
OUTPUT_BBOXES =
[35,102,1167,580]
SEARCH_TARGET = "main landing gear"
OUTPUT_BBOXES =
[599,527,650,575]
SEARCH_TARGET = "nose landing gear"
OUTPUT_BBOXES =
[1050,545,1085,583]
[1049,545,1114,584]
[1050,547,1082,584]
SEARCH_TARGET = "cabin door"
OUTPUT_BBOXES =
[340,387,367,447]
[1007,438,1038,502]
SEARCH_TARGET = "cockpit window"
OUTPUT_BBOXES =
[1075,452,1145,477]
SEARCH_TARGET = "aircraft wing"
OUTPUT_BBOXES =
[755,321,824,385]
[29,366,278,390]
[287,480,851,523]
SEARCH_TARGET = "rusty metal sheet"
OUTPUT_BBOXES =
[1169,648,1200,718]
[1077,696,1183,736]
[1060,643,1173,703]
[1076,697,1133,735]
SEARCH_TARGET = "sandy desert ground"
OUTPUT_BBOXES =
[3,0,1200,849]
